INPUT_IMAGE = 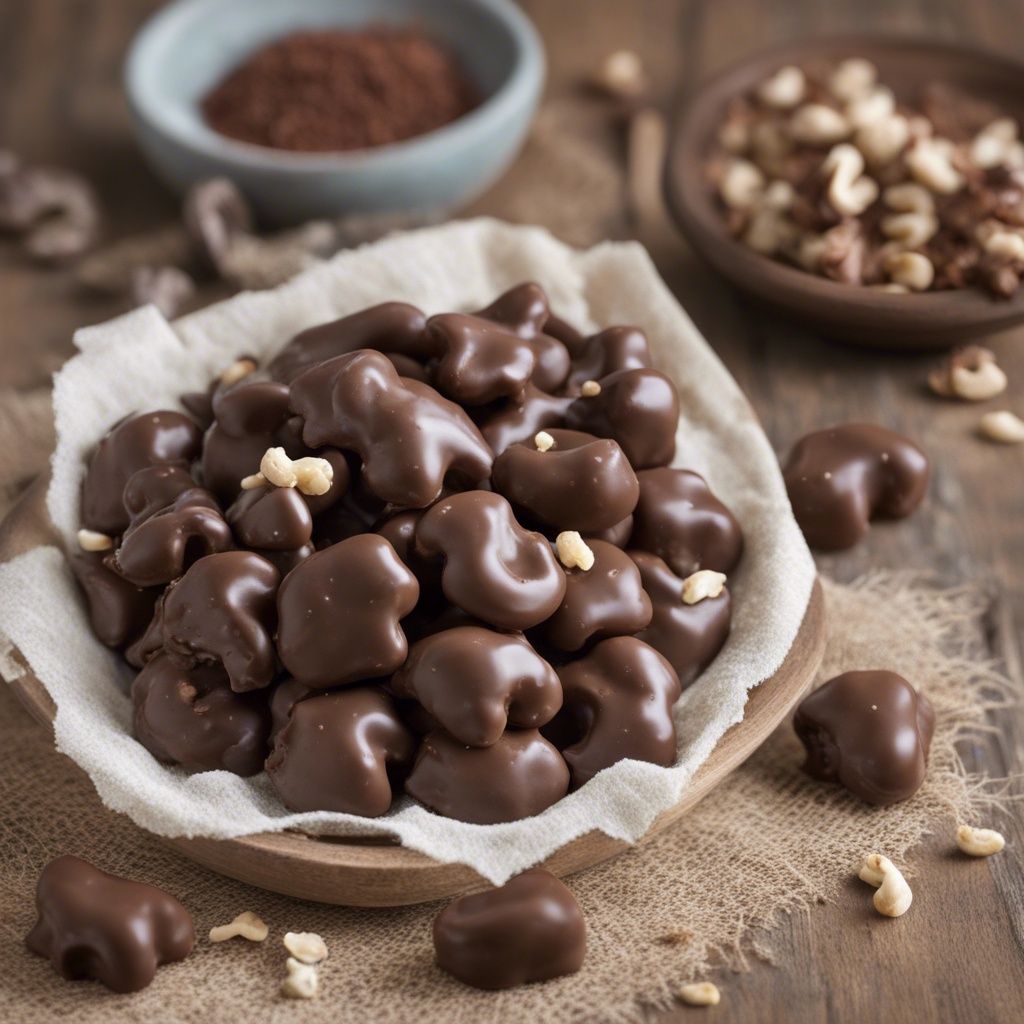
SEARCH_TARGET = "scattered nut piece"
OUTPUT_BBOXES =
[580,379,602,397]
[829,58,877,103]
[855,113,909,167]
[789,104,850,145]
[823,144,878,217]
[979,410,1024,444]
[881,211,938,249]
[906,137,963,194]
[258,447,335,495]
[77,528,113,553]
[845,86,895,130]
[283,931,328,964]
[858,854,912,917]
[209,911,269,943]
[592,50,647,100]
[280,957,319,999]
[955,824,1006,857]
[678,981,721,1007]
[929,345,1007,401]
[534,430,555,452]
[758,65,805,109]
[883,182,935,215]
[556,531,596,571]
[718,159,765,210]
[220,357,258,388]
[681,570,727,605]
[883,250,934,291]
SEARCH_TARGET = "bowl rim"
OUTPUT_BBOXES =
[123,0,545,172]
[663,32,1024,324]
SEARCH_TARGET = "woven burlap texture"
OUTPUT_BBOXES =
[0,571,1010,1024]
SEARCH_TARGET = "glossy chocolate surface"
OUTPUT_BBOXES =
[492,428,640,534]
[416,491,566,630]
[783,424,929,551]
[290,349,493,507]
[433,868,585,990]
[82,411,203,534]
[69,550,157,650]
[122,464,197,522]
[479,383,573,455]
[226,484,313,551]
[629,550,731,688]
[548,636,682,788]
[25,856,194,993]
[265,687,415,815]
[132,654,269,775]
[566,325,652,390]
[406,728,570,824]
[277,534,419,687]
[391,627,562,746]
[794,670,935,805]
[631,468,744,577]
[474,281,550,339]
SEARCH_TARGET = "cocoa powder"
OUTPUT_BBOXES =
[201,28,479,153]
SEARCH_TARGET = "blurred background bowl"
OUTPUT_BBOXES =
[125,0,544,226]
[664,35,1024,350]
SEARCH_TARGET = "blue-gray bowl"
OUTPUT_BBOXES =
[124,0,545,225]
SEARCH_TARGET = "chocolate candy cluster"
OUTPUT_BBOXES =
[71,283,743,824]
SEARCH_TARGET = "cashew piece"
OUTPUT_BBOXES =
[283,931,328,964]
[929,346,1007,401]
[77,528,113,552]
[280,957,319,999]
[242,447,335,495]
[856,114,910,167]
[845,86,895,130]
[881,211,938,249]
[969,118,1019,169]
[209,911,269,943]
[580,379,602,397]
[906,138,964,194]
[679,981,721,1006]
[556,531,596,571]
[534,430,555,452]
[883,182,935,215]
[719,159,765,210]
[980,226,1024,262]
[789,104,850,145]
[219,357,257,388]
[955,824,1006,857]
[979,410,1024,444]
[829,58,877,103]
[823,144,879,217]
[758,65,805,109]
[682,570,727,605]
[883,251,934,291]
[858,854,913,917]
[743,207,798,255]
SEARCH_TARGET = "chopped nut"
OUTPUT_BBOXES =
[757,65,805,109]
[823,144,878,217]
[955,824,1006,857]
[718,159,765,210]
[280,957,318,999]
[209,911,269,943]
[556,531,596,571]
[858,854,912,917]
[789,104,850,145]
[283,931,328,964]
[678,981,721,1006]
[681,570,727,604]
[592,50,647,99]
[906,137,964,194]
[77,528,113,552]
[929,346,1007,401]
[883,250,934,291]
[220,357,258,387]
[580,380,602,398]
[979,410,1024,443]
[534,430,555,452]
[257,447,335,495]
[829,58,877,103]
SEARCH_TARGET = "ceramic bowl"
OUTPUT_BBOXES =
[124,0,544,226]
[664,35,1024,350]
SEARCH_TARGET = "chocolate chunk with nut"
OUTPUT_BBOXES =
[794,670,935,805]
[290,349,493,507]
[277,534,419,687]
[266,687,415,815]
[391,627,562,747]
[433,868,585,990]
[132,654,270,775]
[25,856,194,993]
[68,549,158,650]
[406,728,569,824]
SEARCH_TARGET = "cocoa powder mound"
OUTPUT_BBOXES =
[201,29,479,153]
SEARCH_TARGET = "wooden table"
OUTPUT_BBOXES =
[1,1,1021,1020]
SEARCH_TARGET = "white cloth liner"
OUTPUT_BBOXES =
[0,219,816,885]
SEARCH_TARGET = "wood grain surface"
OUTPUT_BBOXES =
[1,0,1022,1020]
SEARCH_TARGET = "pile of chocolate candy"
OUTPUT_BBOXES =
[70,282,742,824]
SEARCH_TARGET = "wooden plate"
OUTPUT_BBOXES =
[664,35,1024,350]
[0,478,826,906]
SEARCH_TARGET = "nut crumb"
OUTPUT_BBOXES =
[77,528,113,552]
[209,911,269,943]
[678,981,720,1006]
[280,957,318,999]
[580,380,602,397]
[556,531,596,571]
[283,931,328,964]
[240,472,266,490]
[955,824,1006,857]
[220,357,257,387]
[534,430,555,452]
[979,410,1024,444]
[681,570,727,605]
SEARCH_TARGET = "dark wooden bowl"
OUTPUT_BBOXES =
[664,35,1024,350]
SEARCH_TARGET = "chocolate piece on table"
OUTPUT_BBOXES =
[547,636,682,788]
[564,367,679,469]
[545,540,653,652]
[566,325,653,390]
[793,670,935,805]
[433,868,585,990]
[226,484,313,551]
[267,301,430,383]
[630,467,743,577]
[782,424,929,551]
[68,549,158,650]
[391,626,562,747]
[277,534,419,687]
[25,855,194,993]
[491,428,639,534]
[265,687,415,815]
[132,654,270,776]
[479,383,574,455]
[290,349,493,508]
[415,490,566,631]
[629,550,731,688]
[406,728,570,824]
[82,410,203,534]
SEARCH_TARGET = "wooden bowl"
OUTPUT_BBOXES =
[664,35,1024,350]
[0,478,825,906]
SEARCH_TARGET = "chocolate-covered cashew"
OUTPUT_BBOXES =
[491,428,639,534]
[566,325,652,390]
[479,383,573,455]
[25,856,195,993]
[545,540,652,652]
[69,550,158,650]
[406,728,570,824]
[630,468,743,577]
[82,411,203,534]
[593,514,634,548]
[290,350,493,507]
[547,636,681,788]
[268,676,317,742]
[132,655,270,776]
[782,424,929,551]
[122,464,197,522]
[265,687,415,815]
[433,869,586,990]
[277,534,419,687]
[565,368,679,469]
[415,491,566,630]
[375,508,444,598]
[629,550,731,688]
[428,313,538,405]
[794,670,935,805]
[392,627,562,746]
[268,301,431,383]
[226,484,313,551]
